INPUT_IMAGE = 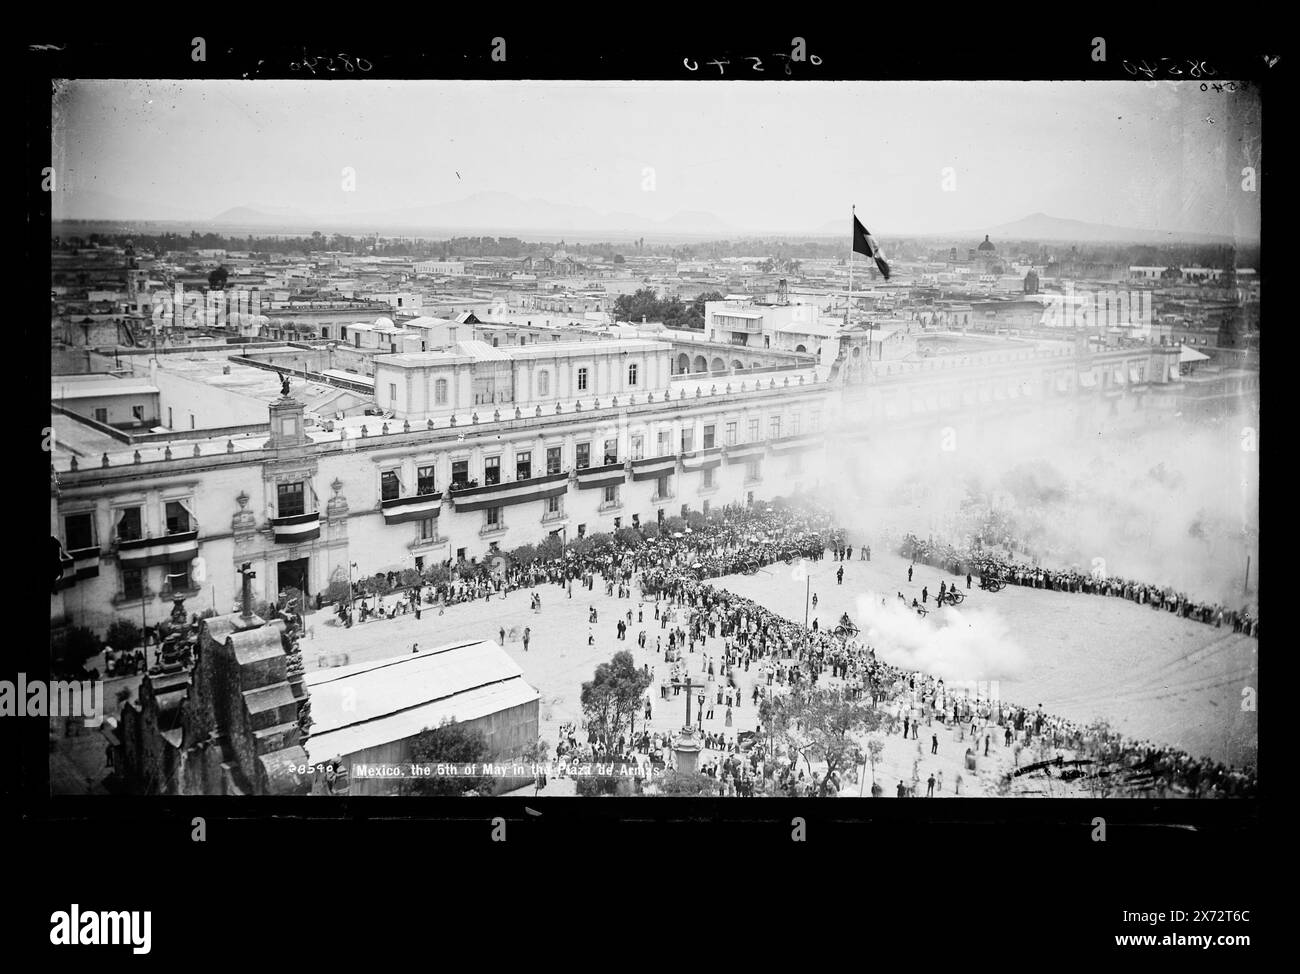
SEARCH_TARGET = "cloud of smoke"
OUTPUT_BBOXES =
[854,591,1028,683]
[824,400,1258,608]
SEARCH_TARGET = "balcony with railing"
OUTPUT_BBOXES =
[115,530,200,568]
[451,470,570,513]
[381,490,443,525]
[574,462,626,491]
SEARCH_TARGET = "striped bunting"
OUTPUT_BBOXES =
[381,493,442,525]
[575,462,626,490]
[451,470,570,512]
[117,531,200,568]
[270,513,321,544]
[631,456,678,482]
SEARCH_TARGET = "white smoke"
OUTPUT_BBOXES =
[853,591,1028,684]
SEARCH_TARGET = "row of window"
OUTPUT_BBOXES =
[63,501,193,551]
[377,415,814,499]
[402,363,647,409]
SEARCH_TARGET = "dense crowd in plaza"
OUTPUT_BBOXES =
[899,534,1260,638]
[337,502,1257,797]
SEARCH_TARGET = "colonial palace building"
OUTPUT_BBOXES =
[51,331,1195,634]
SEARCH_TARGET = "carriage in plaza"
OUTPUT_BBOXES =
[834,613,859,638]
[980,576,1006,593]
[938,588,965,606]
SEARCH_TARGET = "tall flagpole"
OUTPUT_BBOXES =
[848,205,854,327]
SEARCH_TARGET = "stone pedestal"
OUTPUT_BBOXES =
[672,725,703,775]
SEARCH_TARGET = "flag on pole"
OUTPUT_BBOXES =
[852,215,891,280]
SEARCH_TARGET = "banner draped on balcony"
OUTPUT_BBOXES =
[724,444,766,464]
[270,512,320,544]
[574,462,626,490]
[116,531,200,567]
[381,493,442,525]
[57,547,100,589]
[631,456,678,482]
[680,447,723,471]
[451,470,569,512]
[769,435,821,455]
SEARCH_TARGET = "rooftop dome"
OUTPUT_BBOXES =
[374,316,395,329]
[977,235,996,251]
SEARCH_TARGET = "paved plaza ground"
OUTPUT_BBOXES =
[54,541,1255,796]
[296,545,1255,796]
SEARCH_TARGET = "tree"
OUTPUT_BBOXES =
[323,567,351,604]
[105,619,142,654]
[654,769,719,796]
[207,266,228,290]
[535,534,563,561]
[508,543,537,566]
[422,563,452,587]
[768,686,889,797]
[614,527,643,548]
[580,651,652,749]
[865,733,887,790]
[396,719,496,796]
[52,626,100,673]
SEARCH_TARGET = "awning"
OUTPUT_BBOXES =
[631,456,679,481]
[451,470,570,511]
[381,493,442,525]
[269,513,320,545]
[117,530,200,567]
[575,462,626,489]
[680,448,723,470]
[1078,372,1096,388]
[1179,345,1210,363]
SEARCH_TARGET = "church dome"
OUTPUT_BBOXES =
[977,235,996,251]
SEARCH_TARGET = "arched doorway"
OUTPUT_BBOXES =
[677,353,691,374]
[693,355,708,373]
[710,357,725,372]
[795,344,807,353]
[731,360,744,371]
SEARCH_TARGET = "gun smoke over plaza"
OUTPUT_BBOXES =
[48,79,1259,800]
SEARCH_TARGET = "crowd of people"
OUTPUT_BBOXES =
[899,534,1259,639]
[333,502,1257,797]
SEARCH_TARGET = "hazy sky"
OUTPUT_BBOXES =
[52,79,1261,236]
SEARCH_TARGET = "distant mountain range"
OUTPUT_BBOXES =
[52,189,1247,245]
[205,192,743,238]
[975,212,1240,245]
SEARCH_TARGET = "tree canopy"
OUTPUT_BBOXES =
[580,650,652,748]
[398,719,496,796]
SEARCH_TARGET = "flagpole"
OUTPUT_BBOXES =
[848,205,854,328]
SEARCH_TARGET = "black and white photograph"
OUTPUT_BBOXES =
[16,27,1271,956]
